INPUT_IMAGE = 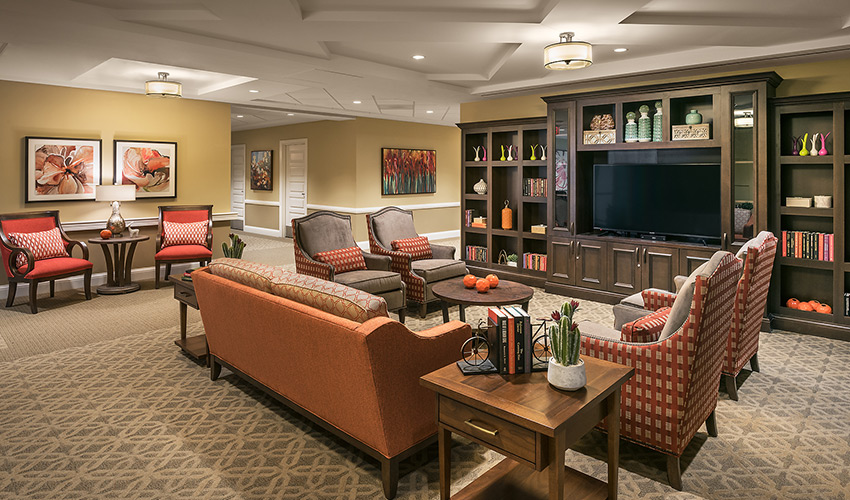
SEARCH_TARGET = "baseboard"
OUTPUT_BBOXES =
[1,262,196,298]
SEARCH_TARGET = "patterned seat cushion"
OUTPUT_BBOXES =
[209,258,287,293]
[8,228,69,268]
[391,236,432,260]
[621,307,671,343]
[162,220,208,248]
[411,259,467,282]
[313,246,367,273]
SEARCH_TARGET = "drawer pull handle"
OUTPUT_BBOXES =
[464,419,499,437]
[179,292,192,298]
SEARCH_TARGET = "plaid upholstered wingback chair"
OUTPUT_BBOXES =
[292,210,406,323]
[577,251,742,490]
[366,206,467,318]
[614,231,777,401]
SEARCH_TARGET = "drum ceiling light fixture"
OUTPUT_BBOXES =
[544,32,592,70]
[145,72,182,98]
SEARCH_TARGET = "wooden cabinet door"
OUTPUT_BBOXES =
[548,238,574,285]
[641,245,678,292]
[574,238,607,290]
[608,243,640,294]
[679,248,716,277]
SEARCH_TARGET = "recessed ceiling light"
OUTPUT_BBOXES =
[614,48,628,53]
[249,89,260,93]
[236,115,244,118]
[287,113,295,116]
[353,100,362,104]
[412,55,425,60]
[426,110,434,114]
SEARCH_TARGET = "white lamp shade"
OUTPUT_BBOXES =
[96,184,136,202]
[544,36,592,70]
[145,79,182,97]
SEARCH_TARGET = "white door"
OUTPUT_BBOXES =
[230,144,246,230]
[281,139,308,237]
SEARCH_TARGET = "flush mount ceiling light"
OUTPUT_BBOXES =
[145,72,182,97]
[614,47,628,53]
[287,113,295,116]
[544,32,592,70]
[412,55,425,60]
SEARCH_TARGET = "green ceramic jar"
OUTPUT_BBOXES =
[685,109,703,125]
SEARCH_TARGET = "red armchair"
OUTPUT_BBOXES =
[155,205,213,288]
[579,251,742,489]
[0,211,92,314]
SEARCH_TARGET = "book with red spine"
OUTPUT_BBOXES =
[503,307,516,374]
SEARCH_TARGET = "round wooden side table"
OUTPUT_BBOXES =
[431,277,534,323]
[87,235,150,294]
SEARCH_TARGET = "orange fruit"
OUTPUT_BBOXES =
[797,302,814,312]
[816,303,832,314]
[785,298,799,309]
[463,274,477,289]
[475,278,490,293]
[486,273,499,288]
[100,229,113,239]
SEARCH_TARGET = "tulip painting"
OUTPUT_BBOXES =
[114,140,177,198]
[250,150,273,191]
[381,148,436,195]
[26,137,102,202]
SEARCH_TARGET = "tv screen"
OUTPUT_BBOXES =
[593,163,720,240]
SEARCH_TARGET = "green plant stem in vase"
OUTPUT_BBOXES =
[222,233,246,259]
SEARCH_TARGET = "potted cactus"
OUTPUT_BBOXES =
[507,253,518,267]
[222,233,246,259]
[547,300,586,391]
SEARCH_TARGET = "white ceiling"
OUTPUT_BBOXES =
[1,0,850,130]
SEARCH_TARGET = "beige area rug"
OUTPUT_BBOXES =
[1,232,849,498]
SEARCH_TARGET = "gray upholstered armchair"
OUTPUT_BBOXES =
[366,206,467,317]
[292,211,406,323]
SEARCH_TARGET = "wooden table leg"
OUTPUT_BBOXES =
[459,304,466,323]
[438,425,451,500]
[607,387,621,500]
[548,426,566,500]
[179,302,188,342]
[101,245,115,286]
[441,301,450,323]
[521,301,530,313]
[124,241,139,285]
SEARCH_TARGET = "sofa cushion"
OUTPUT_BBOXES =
[162,220,208,248]
[209,258,287,293]
[155,244,213,261]
[335,269,403,295]
[411,259,467,282]
[8,227,69,268]
[391,236,432,261]
[372,210,418,248]
[313,246,367,273]
[621,307,671,343]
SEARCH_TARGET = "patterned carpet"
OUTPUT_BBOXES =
[1,232,849,499]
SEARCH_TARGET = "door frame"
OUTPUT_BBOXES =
[280,138,308,237]
[230,144,246,230]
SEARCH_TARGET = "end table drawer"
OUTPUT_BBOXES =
[439,397,536,464]
[173,286,198,309]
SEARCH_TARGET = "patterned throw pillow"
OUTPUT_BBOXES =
[162,220,208,248]
[269,272,388,323]
[313,246,367,274]
[620,307,671,343]
[391,236,432,260]
[8,227,69,269]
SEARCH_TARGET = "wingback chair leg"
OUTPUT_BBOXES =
[725,374,739,401]
[397,309,405,324]
[380,457,399,499]
[49,280,55,298]
[84,269,92,300]
[750,353,760,373]
[419,302,427,319]
[155,263,161,289]
[6,282,16,307]
[706,409,718,437]
[666,455,683,491]
[165,263,172,284]
[29,281,39,314]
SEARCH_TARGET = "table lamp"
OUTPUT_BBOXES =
[96,185,136,235]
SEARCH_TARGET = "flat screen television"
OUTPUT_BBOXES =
[593,163,720,240]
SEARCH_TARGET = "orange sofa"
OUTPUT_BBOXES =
[193,264,470,499]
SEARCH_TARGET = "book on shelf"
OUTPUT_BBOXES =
[464,209,474,227]
[466,245,488,262]
[781,230,833,261]
[522,178,548,197]
[470,222,487,228]
[522,252,547,271]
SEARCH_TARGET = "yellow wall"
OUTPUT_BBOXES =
[0,80,232,285]
[232,117,460,241]
[461,58,850,123]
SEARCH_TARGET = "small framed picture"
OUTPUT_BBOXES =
[26,137,102,202]
[114,140,177,198]
[250,150,273,191]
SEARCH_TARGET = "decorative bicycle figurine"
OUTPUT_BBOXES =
[461,319,491,366]
[532,318,553,364]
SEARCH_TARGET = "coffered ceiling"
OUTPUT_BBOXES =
[1,0,849,130]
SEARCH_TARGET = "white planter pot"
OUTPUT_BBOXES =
[507,262,517,267]
[547,358,586,391]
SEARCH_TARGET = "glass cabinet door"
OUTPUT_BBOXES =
[553,107,570,230]
[732,92,756,244]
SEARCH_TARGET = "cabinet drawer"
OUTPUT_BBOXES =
[173,286,198,309]
[439,397,536,464]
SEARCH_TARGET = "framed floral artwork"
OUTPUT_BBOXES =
[381,148,436,195]
[250,150,273,191]
[25,137,102,202]
[114,140,176,198]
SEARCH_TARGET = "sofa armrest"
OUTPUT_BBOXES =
[363,251,391,271]
[430,243,455,260]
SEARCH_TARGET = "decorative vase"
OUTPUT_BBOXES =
[624,111,638,143]
[501,200,512,230]
[540,145,547,161]
[638,104,651,143]
[652,101,663,142]
[507,145,513,161]
[473,146,480,162]
[530,144,537,161]
[473,178,487,195]
[500,145,506,161]
[810,133,820,156]
[107,201,126,235]
[685,109,703,125]
[799,133,809,156]
[791,135,800,155]
[819,132,830,155]
[547,358,586,391]
[481,147,486,161]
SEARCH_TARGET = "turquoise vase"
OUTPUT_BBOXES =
[652,101,662,142]
[624,112,638,143]
[685,109,703,125]
[638,105,651,143]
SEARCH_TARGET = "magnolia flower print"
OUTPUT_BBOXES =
[34,145,95,195]
[123,147,170,192]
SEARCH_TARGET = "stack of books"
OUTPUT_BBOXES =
[470,216,487,229]
[522,253,547,271]
[464,209,474,227]
[781,230,833,261]
[523,178,548,197]
[182,267,199,282]
[487,307,532,375]
[465,245,487,262]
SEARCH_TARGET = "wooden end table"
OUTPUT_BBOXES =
[421,357,634,500]
[87,235,149,294]
[431,278,533,323]
[168,274,208,365]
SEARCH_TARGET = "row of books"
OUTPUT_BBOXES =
[523,178,548,197]
[522,252,547,271]
[844,293,850,316]
[487,306,532,375]
[781,230,834,261]
[466,245,487,262]
[464,209,475,227]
